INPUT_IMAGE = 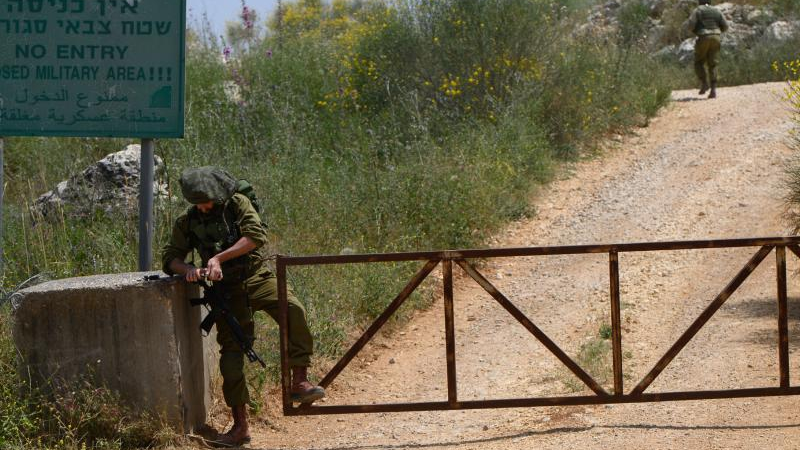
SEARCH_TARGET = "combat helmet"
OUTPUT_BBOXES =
[179,166,238,205]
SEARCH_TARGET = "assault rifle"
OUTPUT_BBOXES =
[190,279,267,368]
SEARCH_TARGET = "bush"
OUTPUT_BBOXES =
[782,60,800,231]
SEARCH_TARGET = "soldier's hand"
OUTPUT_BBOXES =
[184,266,205,283]
[206,257,224,281]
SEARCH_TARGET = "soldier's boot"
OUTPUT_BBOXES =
[291,366,326,404]
[212,405,251,448]
[708,82,717,99]
[699,80,709,95]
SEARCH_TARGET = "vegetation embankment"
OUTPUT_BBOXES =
[783,60,800,230]
[0,0,797,447]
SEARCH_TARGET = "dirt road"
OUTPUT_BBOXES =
[241,82,799,449]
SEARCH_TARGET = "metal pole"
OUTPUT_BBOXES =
[776,246,789,388]
[0,137,4,277]
[443,259,457,405]
[277,256,292,414]
[138,138,155,271]
[609,251,623,395]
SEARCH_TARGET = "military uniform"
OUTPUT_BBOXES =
[162,182,314,408]
[684,2,729,96]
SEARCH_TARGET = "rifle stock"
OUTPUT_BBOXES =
[191,279,267,368]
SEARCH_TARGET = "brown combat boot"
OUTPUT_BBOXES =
[708,82,717,99]
[291,366,326,404]
[211,405,251,448]
[699,81,709,95]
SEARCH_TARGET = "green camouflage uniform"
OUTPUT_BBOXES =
[162,168,313,407]
[685,4,729,85]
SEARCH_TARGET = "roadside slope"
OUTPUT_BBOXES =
[248,82,798,450]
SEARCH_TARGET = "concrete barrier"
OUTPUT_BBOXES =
[11,272,217,433]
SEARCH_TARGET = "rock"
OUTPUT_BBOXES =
[677,38,696,65]
[721,22,759,49]
[762,20,800,42]
[744,8,776,27]
[32,144,167,219]
[716,3,747,23]
[646,24,668,48]
[643,0,667,18]
[653,44,678,61]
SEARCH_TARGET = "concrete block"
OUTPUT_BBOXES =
[11,272,217,433]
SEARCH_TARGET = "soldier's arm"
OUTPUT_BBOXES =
[161,212,203,281]
[683,9,699,37]
[230,193,268,248]
[206,237,257,280]
[719,12,729,33]
[204,194,268,280]
[167,258,205,282]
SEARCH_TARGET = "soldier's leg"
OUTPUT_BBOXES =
[246,271,324,402]
[694,37,710,93]
[215,283,255,407]
[246,271,313,368]
[706,36,721,90]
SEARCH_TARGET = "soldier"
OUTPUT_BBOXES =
[162,167,324,447]
[684,0,729,99]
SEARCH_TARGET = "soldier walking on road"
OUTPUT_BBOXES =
[684,0,729,99]
[162,167,325,447]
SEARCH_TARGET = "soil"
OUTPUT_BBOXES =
[203,82,800,449]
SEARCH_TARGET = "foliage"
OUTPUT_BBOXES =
[718,36,800,87]
[781,60,800,232]
[561,338,613,392]
[599,323,613,340]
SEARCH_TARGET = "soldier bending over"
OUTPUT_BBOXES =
[162,167,324,447]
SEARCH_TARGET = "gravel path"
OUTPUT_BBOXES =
[215,82,798,450]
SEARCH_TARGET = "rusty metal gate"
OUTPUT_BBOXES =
[277,236,800,416]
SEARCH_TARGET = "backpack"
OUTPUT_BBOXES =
[234,178,262,213]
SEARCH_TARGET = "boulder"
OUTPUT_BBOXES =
[646,23,668,48]
[653,43,678,60]
[744,8,776,27]
[721,22,759,49]
[677,37,696,65]
[643,0,668,18]
[32,145,167,219]
[763,20,800,42]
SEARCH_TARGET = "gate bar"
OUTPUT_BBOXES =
[286,386,800,416]
[443,260,458,405]
[630,245,774,396]
[280,237,800,266]
[278,257,291,412]
[456,259,609,396]
[776,246,790,387]
[317,259,440,390]
[609,251,623,395]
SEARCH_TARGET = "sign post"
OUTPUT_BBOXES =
[0,136,4,277]
[0,0,186,272]
[138,138,154,271]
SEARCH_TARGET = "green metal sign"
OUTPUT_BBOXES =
[0,0,185,138]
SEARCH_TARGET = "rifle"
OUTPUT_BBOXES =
[190,279,267,368]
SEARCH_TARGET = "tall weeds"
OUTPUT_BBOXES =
[783,60,800,231]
